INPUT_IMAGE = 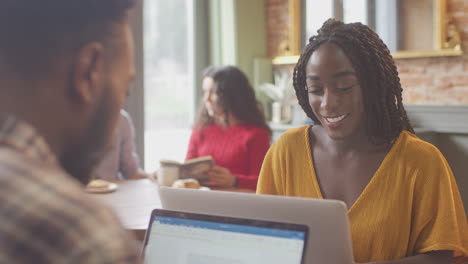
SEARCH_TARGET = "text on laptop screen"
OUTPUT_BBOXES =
[144,213,307,264]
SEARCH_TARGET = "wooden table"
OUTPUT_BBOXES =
[87,179,255,240]
[88,179,161,240]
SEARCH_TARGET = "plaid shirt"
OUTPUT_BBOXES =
[0,114,141,264]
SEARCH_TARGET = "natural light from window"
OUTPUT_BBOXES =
[305,1,333,41]
[343,0,367,24]
[144,0,194,172]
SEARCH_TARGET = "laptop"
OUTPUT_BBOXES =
[159,187,354,264]
[142,208,309,264]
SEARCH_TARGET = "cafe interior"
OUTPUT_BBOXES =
[85,0,467,262]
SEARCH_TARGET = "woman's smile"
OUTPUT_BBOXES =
[324,113,349,123]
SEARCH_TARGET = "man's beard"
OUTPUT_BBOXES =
[60,94,115,185]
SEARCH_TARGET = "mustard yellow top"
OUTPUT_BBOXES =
[257,126,468,263]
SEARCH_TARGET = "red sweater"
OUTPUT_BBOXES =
[186,124,270,190]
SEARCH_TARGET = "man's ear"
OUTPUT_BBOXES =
[70,42,105,104]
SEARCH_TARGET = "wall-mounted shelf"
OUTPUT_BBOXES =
[392,49,463,59]
[272,56,300,65]
[272,49,463,65]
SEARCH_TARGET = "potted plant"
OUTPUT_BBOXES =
[259,70,296,124]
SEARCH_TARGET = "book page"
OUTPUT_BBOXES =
[180,159,214,180]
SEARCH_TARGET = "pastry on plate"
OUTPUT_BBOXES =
[87,179,111,189]
[171,178,201,189]
[85,179,118,194]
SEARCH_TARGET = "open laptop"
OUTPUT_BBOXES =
[159,187,354,264]
[142,208,308,264]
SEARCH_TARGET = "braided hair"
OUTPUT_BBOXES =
[293,19,414,145]
[194,65,270,133]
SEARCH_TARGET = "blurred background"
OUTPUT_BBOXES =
[124,0,467,209]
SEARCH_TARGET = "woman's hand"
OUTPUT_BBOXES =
[147,171,158,180]
[207,165,237,187]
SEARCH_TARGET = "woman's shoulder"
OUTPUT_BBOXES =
[397,130,444,160]
[272,125,311,150]
[189,125,217,142]
[192,124,218,134]
[234,124,270,135]
[389,130,450,179]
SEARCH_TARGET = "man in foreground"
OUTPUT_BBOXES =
[0,0,141,263]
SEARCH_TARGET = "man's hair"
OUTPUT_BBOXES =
[0,0,137,76]
[195,65,270,133]
[293,19,414,145]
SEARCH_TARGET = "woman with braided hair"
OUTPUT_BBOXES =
[257,19,467,263]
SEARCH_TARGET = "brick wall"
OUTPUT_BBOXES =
[266,0,290,57]
[266,0,468,105]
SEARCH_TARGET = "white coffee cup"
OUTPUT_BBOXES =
[158,166,179,187]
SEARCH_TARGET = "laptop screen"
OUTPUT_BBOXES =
[143,209,308,264]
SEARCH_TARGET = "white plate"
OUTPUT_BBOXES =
[86,183,118,194]
[199,186,210,191]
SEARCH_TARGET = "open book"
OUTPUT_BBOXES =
[159,156,215,181]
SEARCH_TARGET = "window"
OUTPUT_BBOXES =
[306,0,368,39]
[144,0,195,172]
[342,0,368,24]
[305,1,333,44]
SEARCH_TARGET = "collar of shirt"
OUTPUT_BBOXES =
[0,114,59,167]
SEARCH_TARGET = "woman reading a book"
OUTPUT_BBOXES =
[257,19,467,263]
[186,65,271,191]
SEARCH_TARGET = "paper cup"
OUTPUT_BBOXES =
[158,166,179,186]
